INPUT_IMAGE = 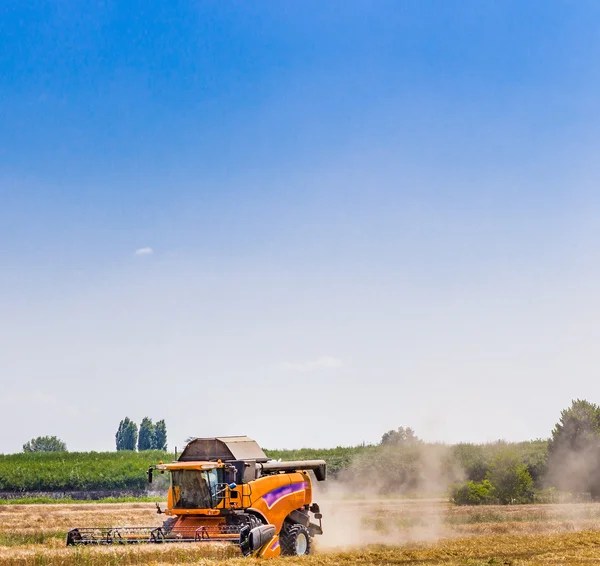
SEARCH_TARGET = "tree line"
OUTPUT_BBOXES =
[443,399,600,505]
[14,399,600,506]
[317,401,600,505]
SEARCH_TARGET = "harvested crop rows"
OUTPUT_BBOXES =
[3,500,600,565]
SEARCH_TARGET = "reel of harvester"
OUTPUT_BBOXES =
[66,524,242,545]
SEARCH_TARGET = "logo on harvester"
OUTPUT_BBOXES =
[262,482,308,509]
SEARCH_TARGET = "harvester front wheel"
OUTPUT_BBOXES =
[280,524,311,556]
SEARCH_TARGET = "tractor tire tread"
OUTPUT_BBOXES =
[280,524,311,556]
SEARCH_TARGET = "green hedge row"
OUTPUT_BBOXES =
[0,450,171,492]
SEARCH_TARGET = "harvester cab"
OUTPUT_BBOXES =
[67,436,326,558]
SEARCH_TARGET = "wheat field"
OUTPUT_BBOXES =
[2,500,600,565]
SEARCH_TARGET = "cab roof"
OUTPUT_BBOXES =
[178,436,269,463]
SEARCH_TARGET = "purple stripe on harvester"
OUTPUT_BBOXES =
[262,482,308,508]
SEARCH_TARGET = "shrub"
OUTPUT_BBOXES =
[451,480,493,505]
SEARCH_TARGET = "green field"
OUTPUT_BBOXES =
[0,451,170,492]
[0,447,367,494]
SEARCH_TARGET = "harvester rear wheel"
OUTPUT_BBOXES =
[280,524,311,556]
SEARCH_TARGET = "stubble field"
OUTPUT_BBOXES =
[2,499,600,565]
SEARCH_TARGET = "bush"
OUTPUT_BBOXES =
[451,480,493,505]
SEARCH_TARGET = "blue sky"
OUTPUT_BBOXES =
[2,1,600,453]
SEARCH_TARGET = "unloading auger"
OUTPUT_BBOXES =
[66,436,326,558]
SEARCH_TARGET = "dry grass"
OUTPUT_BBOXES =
[0,502,162,535]
[359,500,600,538]
[2,501,600,565]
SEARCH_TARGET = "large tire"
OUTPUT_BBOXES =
[280,524,311,556]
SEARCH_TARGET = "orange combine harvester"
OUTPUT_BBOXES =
[67,436,326,558]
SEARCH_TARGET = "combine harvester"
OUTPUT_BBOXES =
[67,436,326,558]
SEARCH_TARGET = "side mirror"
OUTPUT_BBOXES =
[147,467,153,484]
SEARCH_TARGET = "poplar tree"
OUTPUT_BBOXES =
[153,420,167,450]
[116,417,138,450]
[138,417,155,451]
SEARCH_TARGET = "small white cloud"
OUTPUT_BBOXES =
[134,247,154,256]
[278,356,343,372]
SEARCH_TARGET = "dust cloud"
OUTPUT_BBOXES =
[544,442,600,529]
[313,444,464,550]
